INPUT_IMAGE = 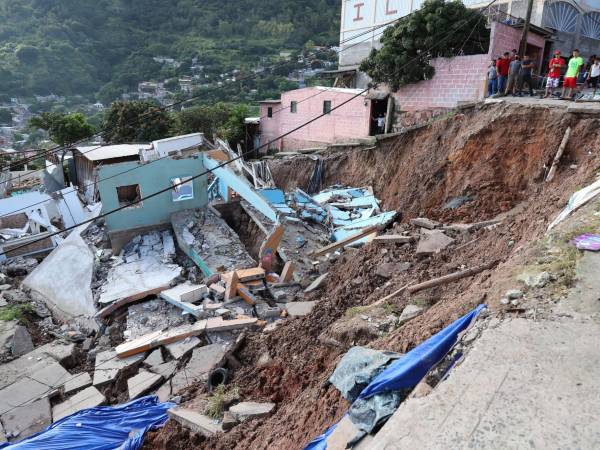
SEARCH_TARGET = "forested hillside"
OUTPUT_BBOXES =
[0,0,340,101]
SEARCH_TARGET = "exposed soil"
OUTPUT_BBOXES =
[144,103,600,450]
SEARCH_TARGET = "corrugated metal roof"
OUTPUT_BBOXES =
[76,144,151,162]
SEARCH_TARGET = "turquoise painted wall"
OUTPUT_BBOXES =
[98,156,207,232]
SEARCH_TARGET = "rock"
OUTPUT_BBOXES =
[256,304,281,319]
[52,386,106,422]
[11,326,34,357]
[144,349,164,367]
[500,298,510,305]
[0,397,51,442]
[82,338,93,352]
[257,352,272,367]
[0,320,17,351]
[416,231,455,255]
[410,381,433,398]
[229,401,275,422]
[63,372,92,395]
[285,301,316,317]
[506,290,524,300]
[221,411,239,431]
[398,304,424,325]
[517,271,552,289]
[2,290,29,304]
[304,273,328,293]
[375,262,411,279]
[0,285,11,292]
[511,299,520,306]
[127,370,163,399]
[410,218,441,230]
[168,408,223,436]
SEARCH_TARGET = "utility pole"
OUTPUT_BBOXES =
[519,0,535,58]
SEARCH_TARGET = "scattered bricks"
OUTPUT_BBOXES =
[52,387,105,422]
[168,408,223,436]
[410,218,441,230]
[416,231,455,255]
[280,261,295,283]
[229,401,275,422]
[304,273,328,293]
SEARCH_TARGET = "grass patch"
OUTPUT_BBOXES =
[345,306,369,317]
[0,304,34,323]
[205,384,240,420]
[381,302,397,315]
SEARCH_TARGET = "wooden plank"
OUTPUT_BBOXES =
[310,225,379,257]
[224,271,239,302]
[259,225,285,260]
[372,235,414,244]
[222,267,265,283]
[205,316,257,332]
[116,321,207,358]
[237,284,257,305]
[280,261,295,282]
[95,286,171,318]
[546,127,571,182]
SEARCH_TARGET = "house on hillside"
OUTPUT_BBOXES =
[257,87,390,152]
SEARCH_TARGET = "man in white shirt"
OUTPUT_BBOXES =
[590,57,600,96]
[376,114,386,134]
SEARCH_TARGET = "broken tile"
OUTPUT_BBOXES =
[229,401,275,422]
[285,301,316,317]
[167,408,223,436]
[52,386,106,422]
[63,372,92,395]
[127,370,163,400]
[1,397,51,442]
[165,336,201,359]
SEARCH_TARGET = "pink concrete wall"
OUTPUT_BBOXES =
[279,88,371,150]
[393,54,490,111]
[488,21,546,70]
[259,102,283,151]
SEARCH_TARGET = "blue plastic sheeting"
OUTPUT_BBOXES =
[258,188,285,204]
[331,211,397,244]
[304,305,486,450]
[0,396,174,450]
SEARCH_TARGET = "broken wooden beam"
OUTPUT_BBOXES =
[259,225,285,261]
[115,321,207,358]
[224,271,239,302]
[546,127,571,182]
[95,286,172,318]
[205,315,258,332]
[311,225,379,257]
[372,235,414,244]
[280,261,295,282]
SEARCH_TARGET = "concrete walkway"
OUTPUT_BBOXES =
[370,244,600,449]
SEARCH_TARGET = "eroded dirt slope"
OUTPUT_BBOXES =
[144,103,600,450]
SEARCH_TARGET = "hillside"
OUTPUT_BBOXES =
[0,0,340,102]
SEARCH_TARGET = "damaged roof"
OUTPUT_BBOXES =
[75,144,152,162]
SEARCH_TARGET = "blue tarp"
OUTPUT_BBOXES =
[0,396,174,450]
[304,305,486,450]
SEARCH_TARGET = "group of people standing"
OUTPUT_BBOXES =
[487,48,600,100]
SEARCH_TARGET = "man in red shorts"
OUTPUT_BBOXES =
[562,49,584,100]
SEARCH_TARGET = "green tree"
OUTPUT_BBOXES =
[219,104,249,147]
[102,100,173,143]
[29,111,95,185]
[0,109,12,125]
[359,0,489,91]
[173,103,231,138]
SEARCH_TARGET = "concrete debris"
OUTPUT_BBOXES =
[517,271,552,289]
[398,304,424,325]
[373,234,414,244]
[375,262,410,279]
[1,397,51,442]
[93,349,144,387]
[165,336,202,359]
[285,301,316,317]
[168,408,223,436]
[128,370,163,399]
[221,411,239,431]
[125,299,187,340]
[304,273,328,293]
[10,325,33,357]
[144,349,164,367]
[506,289,524,300]
[169,343,228,395]
[63,372,92,395]
[410,217,441,229]
[228,401,275,422]
[52,386,106,422]
[416,230,455,255]
[150,361,178,380]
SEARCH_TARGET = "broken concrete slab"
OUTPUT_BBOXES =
[0,320,17,353]
[0,377,50,416]
[416,230,455,255]
[98,256,182,306]
[144,349,164,367]
[150,361,178,380]
[410,217,441,229]
[398,304,424,325]
[168,408,223,436]
[165,336,201,359]
[1,397,51,442]
[221,410,239,431]
[92,349,144,387]
[304,273,328,293]
[285,301,316,317]
[170,344,228,394]
[373,235,414,244]
[0,421,5,443]
[128,370,163,400]
[10,325,33,357]
[23,232,96,319]
[63,372,92,395]
[162,283,207,303]
[52,386,106,422]
[229,401,275,422]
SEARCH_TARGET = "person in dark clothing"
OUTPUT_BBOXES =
[518,55,535,96]
[505,55,521,95]
[496,52,510,94]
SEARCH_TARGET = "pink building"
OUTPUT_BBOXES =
[258,87,386,151]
